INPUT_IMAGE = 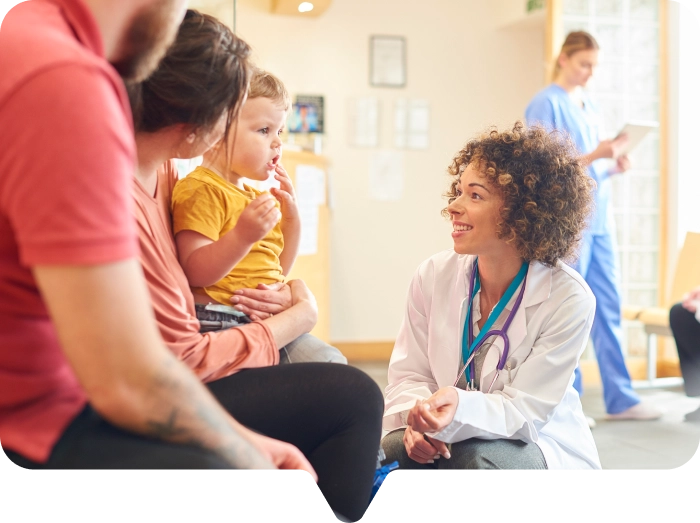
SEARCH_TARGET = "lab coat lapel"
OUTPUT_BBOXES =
[506,262,552,359]
[479,262,552,390]
[433,254,471,388]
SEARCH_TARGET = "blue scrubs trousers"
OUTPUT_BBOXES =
[572,230,640,414]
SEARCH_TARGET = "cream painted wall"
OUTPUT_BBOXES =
[674,1,700,244]
[192,0,545,342]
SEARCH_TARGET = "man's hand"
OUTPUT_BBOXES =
[239,426,317,480]
[234,193,281,245]
[230,282,292,321]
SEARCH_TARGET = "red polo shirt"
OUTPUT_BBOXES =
[0,0,138,462]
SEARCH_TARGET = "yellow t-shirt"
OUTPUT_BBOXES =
[171,166,284,306]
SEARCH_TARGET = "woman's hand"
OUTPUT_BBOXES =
[682,286,700,313]
[402,425,449,464]
[287,279,318,323]
[230,282,292,320]
[608,154,631,176]
[594,133,629,160]
[407,387,459,434]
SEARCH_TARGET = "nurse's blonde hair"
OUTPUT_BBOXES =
[552,31,599,81]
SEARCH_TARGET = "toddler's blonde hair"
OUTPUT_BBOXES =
[249,68,291,111]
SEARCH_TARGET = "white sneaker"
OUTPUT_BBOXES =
[586,416,597,429]
[605,401,662,421]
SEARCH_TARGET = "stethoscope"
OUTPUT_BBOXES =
[454,259,529,393]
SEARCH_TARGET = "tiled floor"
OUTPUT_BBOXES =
[352,361,700,469]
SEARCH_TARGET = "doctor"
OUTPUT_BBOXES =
[382,122,602,469]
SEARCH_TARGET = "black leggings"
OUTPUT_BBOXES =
[206,363,383,521]
[670,303,700,397]
[4,363,383,522]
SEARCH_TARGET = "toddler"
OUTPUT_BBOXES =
[172,69,345,364]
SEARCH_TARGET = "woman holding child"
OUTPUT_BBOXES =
[382,122,602,469]
[128,10,380,521]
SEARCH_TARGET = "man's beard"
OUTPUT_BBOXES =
[111,0,184,83]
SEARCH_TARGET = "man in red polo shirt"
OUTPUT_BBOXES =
[0,0,312,471]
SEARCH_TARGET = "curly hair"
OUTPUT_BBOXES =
[442,121,594,267]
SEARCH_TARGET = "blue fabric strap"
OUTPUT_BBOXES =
[461,260,528,383]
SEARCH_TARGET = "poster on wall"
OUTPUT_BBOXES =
[370,35,406,88]
[394,98,430,150]
[288,95,324,133]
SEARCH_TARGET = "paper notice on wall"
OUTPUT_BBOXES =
[295,164,326,205]
[394,99,430,150]
[295,165,326,256]
[368,150,404,202]
[349,97,380,148]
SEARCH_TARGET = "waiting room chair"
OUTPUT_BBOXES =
[623,232,700,387]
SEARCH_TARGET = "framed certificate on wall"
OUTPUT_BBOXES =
[370,35,406,88]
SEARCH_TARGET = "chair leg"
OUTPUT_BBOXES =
[647,332,657,384]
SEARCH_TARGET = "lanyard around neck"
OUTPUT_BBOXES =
[461,259,529,383]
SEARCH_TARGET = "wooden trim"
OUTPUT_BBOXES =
[545,0,563,83]
[337,342,681,385]
[333,341,394,362]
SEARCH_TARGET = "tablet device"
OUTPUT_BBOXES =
[615,121,658,156]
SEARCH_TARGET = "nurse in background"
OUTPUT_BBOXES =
[525,31,661,424]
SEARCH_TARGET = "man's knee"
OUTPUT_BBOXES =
[670,302,696,332]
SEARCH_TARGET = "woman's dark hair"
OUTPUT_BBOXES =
[127,9,251,141]
[442,121,595,267]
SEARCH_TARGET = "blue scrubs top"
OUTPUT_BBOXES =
[525,84,611,235]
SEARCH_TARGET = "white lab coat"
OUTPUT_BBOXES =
[383,250,602,469]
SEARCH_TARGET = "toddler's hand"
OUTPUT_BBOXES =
[234,193,280,245]
[270,164,299,222]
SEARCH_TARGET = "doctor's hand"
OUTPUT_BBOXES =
[403,426,450,464]
[407,387,459,435]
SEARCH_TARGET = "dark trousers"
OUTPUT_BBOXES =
[670,303,700,397]
[4,363,383,522]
